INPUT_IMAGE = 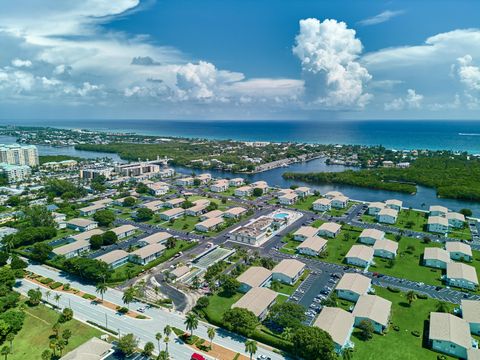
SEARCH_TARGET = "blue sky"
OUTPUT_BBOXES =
[1,0,480,120]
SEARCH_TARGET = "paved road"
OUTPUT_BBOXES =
[23,263,289,360]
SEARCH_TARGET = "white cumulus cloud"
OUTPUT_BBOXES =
[385,89,423,111]
[293,18,372,109]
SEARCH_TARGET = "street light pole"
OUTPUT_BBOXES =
[105,313,108,329]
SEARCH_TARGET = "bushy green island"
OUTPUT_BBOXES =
[284,156,480,201]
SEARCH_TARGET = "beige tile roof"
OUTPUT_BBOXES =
[468,349,480,360]
[385,199,402,207]
[378,207,398,218]
[272,259,305,278]
[166,198,185,206]
[295,186,311,193]
[333,195,349,203]
[447,262,479,285]
[96,249,129,264]
[359,228,385,241]
[325,191,343,198]
[429,205,448,214]
[424,247,451,263]
[313,198,332,206]
[345,245,374,262]
[141,232,172,245]
[224,207,247,216]
[428,215,449,227]
[447,212,465,222]
[319,222,341,234]
[314,307,354,347]
[61,337,112,360]
[237,266,272,288]
[131,243,166,259]
[368,202,385,209]
[171,265,191,278]
[373,239,399,254]
[161,207,185,217]
[429,312,471,349]
[294,226,319,238]
[232,287,277,317]
[110,224,138,236]
[297,236,328,252]
[280,192,298,200]
[67,218,97,228]
[236,185,252,192]
[53,239,90,256]
[202,210,224,219]
[187,203,208,213]
[79,203,106,213]
[335,273,371,295]
[69,228,104,242]
[143,200,164,210]
[446,241,472,257]
[353,294,392,327]
[461,299,480,324]
[196,217,224,229]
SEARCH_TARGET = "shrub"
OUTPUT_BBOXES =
[172,327,184,336]
[136,314,147,319]
[393,325,400,331]
[39,277,54,284]
[387,286,400,293]
[86,320,118,335]
[117,307,129,314]
[417,293,428,299]
[63,283,71,291]
[82,293,96,300]
[49,282,63,289]
[411,330,420,337]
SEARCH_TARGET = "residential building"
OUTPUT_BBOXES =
[331,195,349,209]
[0,227,17,241]
[210,179,229,193]
[429,312,472,359]
[377,208,398,224]
[345,245,374,268]
[353,294,392,333]
[67,229,104,243]
[335,273,372,303]
[141,200,164,212]
[314,307,354,354]
[446,241,473,262]
[423,248,451,269]
[293,226,319,241]
[79,203,106,216]
[324,191,343,200]
[96,249,130,269]
[195,217,224,232]
[428,216,449,234]
[159,207,185,221]
[461,300,480,335]
[196,173,212,184]
[368,202,385,216]
[318,222,341,238]
[279,192,298,205]
[446,263,479,290]
[373,239,399,259]
[295,186,311,198]
[237,266,272,292]
[130,243,166,265]
[0,144,39,166]
[163,198,185,208]
[251,181,269,193]
[61,337,113,360]
[186,203,209,216]
[80,167,114,180]
[430,205,449,217]
[297,236,328,256]
[229,178,245,187]
[0,163,32,182]
[272,259,305,285]
[313,198,332,212]
[229,217,274,245]
[385,199,402,212]
[200,210,224,221]
[235,186,253,197]
[110,224,138,239]
[114,161,162,178]
[176,177,194,186]
[223,207,247,219]
[147,181,169,196]
[232,287,277,320]
[447,212,466,228]
[66,218,98,232]
[53,237,95,259]
[359,228,385,245]
[140,232,172,246]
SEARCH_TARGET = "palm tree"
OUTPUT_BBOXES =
[41,350,51,360]
[163,325,172,354]
[1,345,10,360]
[54,294,61,308]
[343,348,354,360]
[406,291,417,306]
[155,332,162,354]
[122,287,135,310]
[5,334,14,354]
[184,312,199,338]
[52,323,60,338]
[96,282,108,302]
[163,336,170,356]
[207,327,216,349]
[245,340,257,360]
[45,290,51,304]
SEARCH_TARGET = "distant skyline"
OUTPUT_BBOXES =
[1,0,480,120]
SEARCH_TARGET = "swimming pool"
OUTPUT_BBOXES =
[273,212,290,219]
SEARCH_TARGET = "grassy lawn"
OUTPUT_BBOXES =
[322,226,363,265]
[290,196,319,211]
[279,237,300,255]
[273,270,310,295]
[324,202,354,217]
[448,226,472,241]
[396,209,428,232]
[370,235,444,287]
[348,286,456,360]
[202,292,243,324]
[276,295,289,304]
[163,215,199,232]
[12,304,102,360]
[109,262,144,282]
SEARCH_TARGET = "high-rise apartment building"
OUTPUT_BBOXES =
[0,144,39,166]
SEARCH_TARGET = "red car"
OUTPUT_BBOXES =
[191,353,206,360]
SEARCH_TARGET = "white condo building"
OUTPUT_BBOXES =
[0,144,39,166]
